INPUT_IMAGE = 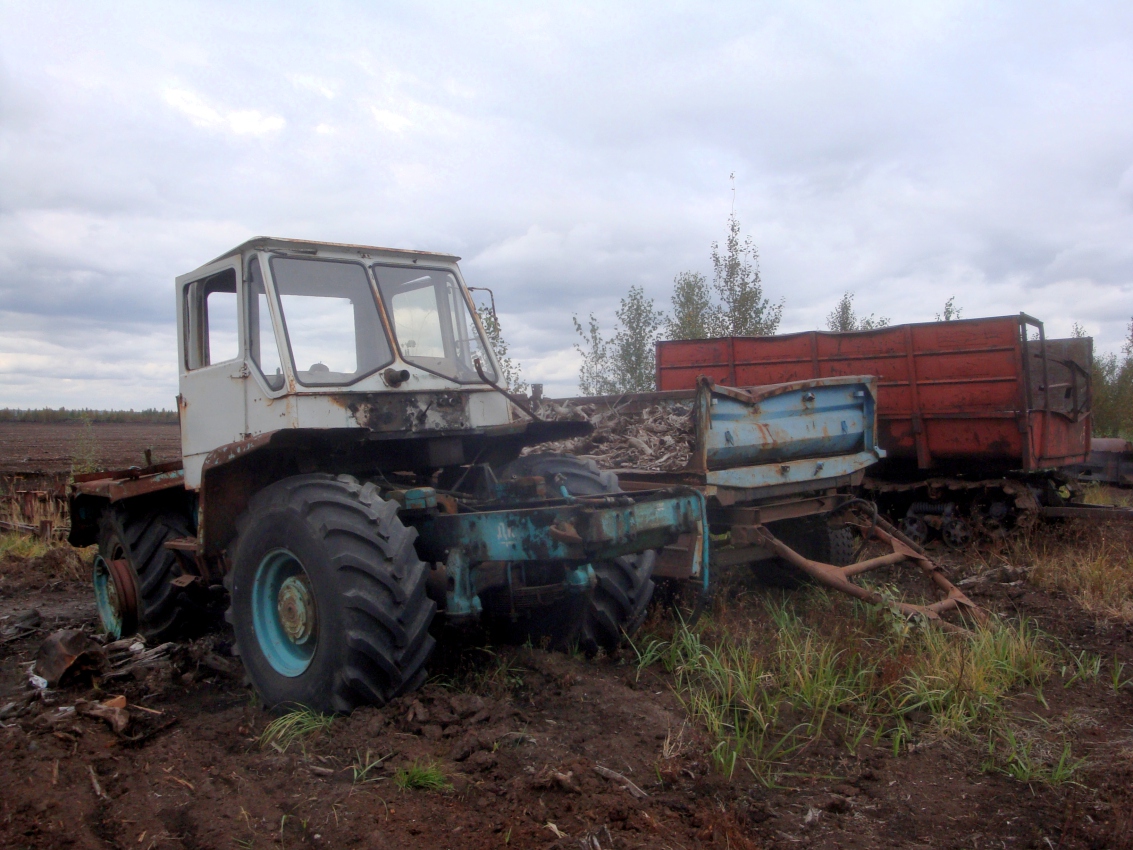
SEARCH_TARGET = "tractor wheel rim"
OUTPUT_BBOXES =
[252,550,318,677]
[93,554,138,639]
[93,555,122,638]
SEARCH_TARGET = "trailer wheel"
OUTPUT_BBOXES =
[496,454,656,654]
[755,517,854,587]
[227,474,435,713]
[97,506,194,642]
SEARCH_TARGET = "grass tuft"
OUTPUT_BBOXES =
[350,749,389,784]
[393,760,450,791]
[259,707,334,753]
[0,531,53,560]
[634,594,1055,786]
[982,725,1085,785]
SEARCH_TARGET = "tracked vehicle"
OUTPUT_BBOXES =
[68,237,709,712]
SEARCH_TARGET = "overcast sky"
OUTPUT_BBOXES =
[1,1,1131,408]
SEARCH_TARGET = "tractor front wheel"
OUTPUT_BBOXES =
[227,474,436,713]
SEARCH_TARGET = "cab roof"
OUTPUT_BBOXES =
[188,236,462,279]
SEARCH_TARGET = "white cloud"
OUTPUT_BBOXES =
[227,109,285,135]
[163,87,284,136]
[288,74,336,99]
[163,87,222,127]
[370,107,412,133]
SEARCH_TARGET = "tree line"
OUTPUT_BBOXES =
[0,408,178,424]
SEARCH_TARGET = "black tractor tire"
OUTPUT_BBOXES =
[753,516,855,588]
[496,453,620,497]
[227,474,436,713]
[496,454,655,654]
[97,505,195,642]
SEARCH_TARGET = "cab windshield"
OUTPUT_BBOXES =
[268,256,394,386]
[372,265,497,384]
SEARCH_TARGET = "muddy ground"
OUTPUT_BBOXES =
[2,530,1132,850]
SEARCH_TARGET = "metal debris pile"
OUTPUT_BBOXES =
[528,398,695,471]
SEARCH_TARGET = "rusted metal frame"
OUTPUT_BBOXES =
[728,337,738,387]
[710,374,874,406]
[73,460,183,485]
[839,551,908,577]
[1016,315,1037,469]
[689,377,712,473]
[911,376,1018,387]
[753,515,985,630]
[808,331,820,378]
[902,324,931,469]
[892,344,1016,358]
[72,468,186,502]
[1017,314,1051,465]
[708,493,850,528]
[1039,505,1133,522]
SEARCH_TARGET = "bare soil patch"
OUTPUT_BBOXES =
[1,526,1132,849]
[0,422,181,476]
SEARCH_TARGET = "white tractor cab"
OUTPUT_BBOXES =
[70,237,708,713]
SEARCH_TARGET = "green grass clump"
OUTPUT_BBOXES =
[393,760,450,791]
[635,594,1058,785]
[259,707,334,753]
[982,726,1085,785]
[0,531,53,560]
[351,749,389,784]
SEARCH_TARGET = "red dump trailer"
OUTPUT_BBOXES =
[657,314,1096,543]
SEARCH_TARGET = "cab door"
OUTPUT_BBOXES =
[177,260,249,469]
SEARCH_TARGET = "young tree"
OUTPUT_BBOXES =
[935,296,962,321]
[612,286,665,392]
[476,305,528,394]
[709,212,783,336]
[572,313,616,397]
[573,286,664,395]
[1076,317,1133,438]
[665,271,716,340]
[825,292,890,332]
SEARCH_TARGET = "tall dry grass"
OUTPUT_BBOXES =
[1017,520,1133,621]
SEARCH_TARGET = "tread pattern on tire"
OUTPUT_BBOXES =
[497,454,655,654]
[228,474,436,713]
[98,506,193,642]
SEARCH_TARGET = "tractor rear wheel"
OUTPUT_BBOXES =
[96,506,194,642]
[227,474,435,713]
[495,454,656,654]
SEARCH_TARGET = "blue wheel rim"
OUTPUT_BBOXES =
[252,549,318,677]
[92,555,122,639]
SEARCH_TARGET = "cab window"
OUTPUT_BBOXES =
[184,268,239,370]
[247,258,285,390]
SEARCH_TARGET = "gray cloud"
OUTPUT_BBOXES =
[1,0,1131,405]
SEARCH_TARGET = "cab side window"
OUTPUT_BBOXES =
[184,269,239,369]
[247,258,285,390]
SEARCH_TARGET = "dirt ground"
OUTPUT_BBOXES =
[2,525,1132,850]
[0,422,181,476]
